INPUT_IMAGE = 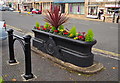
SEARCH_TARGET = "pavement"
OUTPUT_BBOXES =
[68,14,103,22]
[1,29,119,82]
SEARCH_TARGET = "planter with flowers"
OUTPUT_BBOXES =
[32,6,97,67]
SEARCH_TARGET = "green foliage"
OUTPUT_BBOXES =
[51,26,56,32]
[0,77,4,83]
[36,22,40,28]
[44,22,50,29]
[58,25,64,31]
[58,31,63,36]
[85,29,94,42]
[69,26,77,37]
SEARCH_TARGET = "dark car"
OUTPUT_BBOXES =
[32,9,42,14]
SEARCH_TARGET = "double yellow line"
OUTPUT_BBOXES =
[6,24,120,57]
[7,24,22,32]
[92,48,120,56]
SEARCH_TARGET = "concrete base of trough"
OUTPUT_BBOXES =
[32,47,104,74]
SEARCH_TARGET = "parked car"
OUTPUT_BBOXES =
[9,8,15,11]
[0,6,15,11]
[5,7,9,11]
[0,21,7,40]
[0,6,11,11]
[0,6,6,11]
[32,9,42,14]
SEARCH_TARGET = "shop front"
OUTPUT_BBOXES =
[87,5,99,18]
[104,4,120,23]
[105,4,120,16]
[34,1,53,14]
[68,3,85,15]
[53,3,65,13]
[43,2,51,11]
[54,0,85,14]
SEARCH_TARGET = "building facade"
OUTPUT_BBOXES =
[5,0,24,10]
[22,0,34,11]
[54,0,85,14]
[86,0,120,19]
[4,0,120,22]
[33,0,53,14]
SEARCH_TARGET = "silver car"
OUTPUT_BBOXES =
[0,21,7,40]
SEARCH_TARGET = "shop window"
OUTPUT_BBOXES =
[88,6,98,15]
[43,3,50,10]
[107,8,120,14]
[68,3,85,15]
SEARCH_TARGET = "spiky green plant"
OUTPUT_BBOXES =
[69,26,77,37]
[36,22,40,28]
[85,29,94,42]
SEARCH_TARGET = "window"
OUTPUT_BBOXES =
[69,3,85,15]
[107,8,120,14]
[88,6,98,15]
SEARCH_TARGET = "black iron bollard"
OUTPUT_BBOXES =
[116,16,119,23]
[23,35,34,80]
[7,29,17,63]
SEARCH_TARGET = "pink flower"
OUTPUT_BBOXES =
[40,26,44,28]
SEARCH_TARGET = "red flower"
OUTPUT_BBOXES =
[54,30,59,32]
[63,32,69,35]
[78,36,83,39]
[78,36,85,40]
[43,28,47,30]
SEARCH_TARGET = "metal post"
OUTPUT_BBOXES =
[113,0,117,23]
[116,15,119,23]
[7,29,17,63]
[23,35,34,80]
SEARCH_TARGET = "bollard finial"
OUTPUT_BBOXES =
[7,29,14,33]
